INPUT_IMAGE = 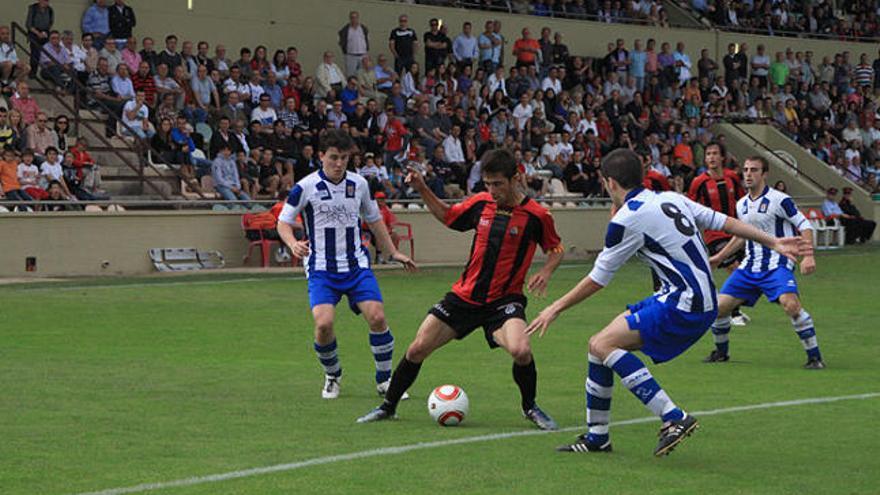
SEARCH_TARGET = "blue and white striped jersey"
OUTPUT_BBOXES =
[589,188,728,313]
[736,186,812,273]
[278,170,381,275]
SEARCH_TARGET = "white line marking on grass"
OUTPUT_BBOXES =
[17,277,304,292]
[72,392,880,495]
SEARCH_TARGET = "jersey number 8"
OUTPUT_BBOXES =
[660,203,695,237]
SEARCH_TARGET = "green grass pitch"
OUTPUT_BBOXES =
[2,247,879,495]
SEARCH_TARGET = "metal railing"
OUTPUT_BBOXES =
[672,1,880,43]
[0,195,614,211]
[420,0,695,29]
[10,22,207,200]
[725,121,836,194]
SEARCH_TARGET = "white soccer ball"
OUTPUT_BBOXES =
[427,384,469,426]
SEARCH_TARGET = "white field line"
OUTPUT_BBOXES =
[6,262,596,292]
[72,392,880,495]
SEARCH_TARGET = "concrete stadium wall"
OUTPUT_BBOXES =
[0,207,610,278]
[8,0,878,80]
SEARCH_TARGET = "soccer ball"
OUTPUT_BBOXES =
[427,384,469,426]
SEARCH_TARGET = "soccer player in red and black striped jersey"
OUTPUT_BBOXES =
[688,142,745,258]
[357,149,566,429]
[688,141,750,325]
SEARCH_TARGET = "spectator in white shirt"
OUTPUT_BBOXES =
[541,66,562,94]
[512,93,533,132]
[121,90,155,139]
[442,124,466,166]
[251,93,278,128]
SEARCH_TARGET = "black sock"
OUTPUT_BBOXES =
[512,359,537,411]
[381,357,422,413]
[732,306,742,317]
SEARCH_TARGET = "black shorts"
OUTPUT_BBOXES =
[708,237,744,269]
[428,292,528,349]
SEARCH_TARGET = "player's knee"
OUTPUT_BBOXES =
[314,320,334,339]
[366,313,387,332]
[780,297,801,317]
[508,342,532,364]
[406,339,432,362]
[588,334,610,361]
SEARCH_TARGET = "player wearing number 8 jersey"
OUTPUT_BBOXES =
[526,149,802,456]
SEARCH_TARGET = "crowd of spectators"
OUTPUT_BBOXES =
[686,0,880,41]
[397,0,671,26]
[3,0,880,213]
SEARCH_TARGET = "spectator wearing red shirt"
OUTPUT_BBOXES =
[131,60,157,106]
[512,28,539,68]
[383,107,407,167]
[11,81,40,126]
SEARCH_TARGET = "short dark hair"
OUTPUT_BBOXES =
[165,34,177,42]
[480,148,517,179]
[745,155,769,173]
[705,140,726,157]
[600,148,643,189]
[319,129,355,153]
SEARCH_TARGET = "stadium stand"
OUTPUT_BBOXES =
[1,0,879,218]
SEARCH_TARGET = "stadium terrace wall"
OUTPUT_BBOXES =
[0,208,609,278]
[9,0,879,78]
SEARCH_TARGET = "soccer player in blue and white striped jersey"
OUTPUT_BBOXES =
[526,149,802,456]
[277,130,416,399]
[704,156,824,369]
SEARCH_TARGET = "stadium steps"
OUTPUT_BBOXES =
[29,86,183,200]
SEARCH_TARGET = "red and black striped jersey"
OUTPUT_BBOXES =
[643,170,671,191]
[687,169,744,244]
[444,192,563,305]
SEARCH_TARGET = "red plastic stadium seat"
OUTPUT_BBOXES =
[241,213,299,268]
[390,221,415,261]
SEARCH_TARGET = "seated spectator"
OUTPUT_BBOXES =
[251,94,278,128]
[130,60,156,105]
[256,148,281,197]
[99,37,123,73]
[316,50,345,98]
[70,137,105,197]
[18,148,48,201]
[0,146,33,203]
[26,112,58,160]
[11,82,40,126]
[39,30,73,91]
[170,114,211,175]
[839,186,876,243]
[154,63,182,106]
[120,90,155,139]
[121,36,141,73]
[0,25,30,91]
[209,116,240,157]
[39,146,74,199]
[108,64,137,101]
[211,142,250,202]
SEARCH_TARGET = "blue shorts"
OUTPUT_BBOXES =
[720,267,799,307]
[625,296,717,364]
[307,269,383,314]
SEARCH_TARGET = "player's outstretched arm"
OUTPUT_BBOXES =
[722,216,801,263]
[405,166,450,223]
[367,218,417,272]
[527,249,564,297]
[709,236,745,269]
[525,276,605,337]
[799,229,816,275]
[278,220,309,258]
